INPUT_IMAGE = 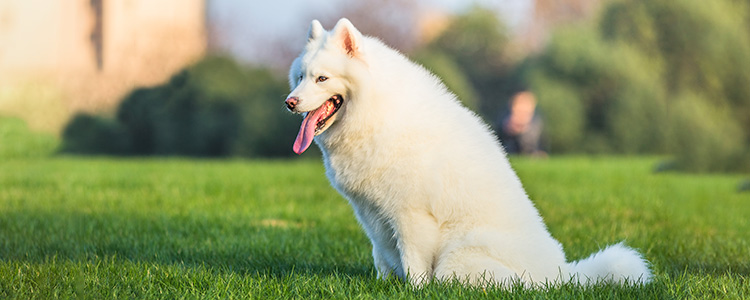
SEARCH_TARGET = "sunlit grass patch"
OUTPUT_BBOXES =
[0,134,748,298]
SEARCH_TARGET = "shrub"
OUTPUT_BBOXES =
[61,114,130,155]
[528,73,584,153]
[604,44,669,154]
[667,93,746,172]
[61,56,298,158]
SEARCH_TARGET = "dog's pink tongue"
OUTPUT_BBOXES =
[292,106,327,154]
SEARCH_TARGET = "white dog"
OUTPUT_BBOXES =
[285,18,651,288]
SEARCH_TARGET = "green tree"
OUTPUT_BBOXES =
[518,0,750,172]
[420,6,511,120]
[412,50,479,111]
[526,26,668,154]
[600,0,750,171]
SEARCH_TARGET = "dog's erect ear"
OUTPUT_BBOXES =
[331,18,363,57]
[308,20,324,41]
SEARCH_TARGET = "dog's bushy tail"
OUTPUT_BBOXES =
[567,242,652,285]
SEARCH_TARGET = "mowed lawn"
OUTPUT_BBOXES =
[1,122,749,298]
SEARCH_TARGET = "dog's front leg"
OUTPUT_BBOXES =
[396,209,441,287]
[372,245,396,279]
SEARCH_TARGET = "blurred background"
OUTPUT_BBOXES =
[1,0,749,173]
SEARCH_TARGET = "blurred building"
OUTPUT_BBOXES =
[0,0,206,131]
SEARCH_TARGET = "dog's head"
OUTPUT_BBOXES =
[285,18,364,155]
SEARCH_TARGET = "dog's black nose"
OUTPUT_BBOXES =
[285,97,299,110]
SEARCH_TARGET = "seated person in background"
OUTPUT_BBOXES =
[499,91,546,157]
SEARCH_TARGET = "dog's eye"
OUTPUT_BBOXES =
[298,75,303,83]
[316,76,328,83]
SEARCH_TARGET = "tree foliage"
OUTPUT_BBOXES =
[60,2,750,172]
[521,0,750,172]
[418,6,511,120]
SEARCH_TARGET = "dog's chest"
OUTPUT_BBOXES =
[323,150,401,253]
[323,151,391,208]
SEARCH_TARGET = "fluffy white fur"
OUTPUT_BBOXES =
[285,18,651,288]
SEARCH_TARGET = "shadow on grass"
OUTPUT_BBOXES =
[0,211,373,279]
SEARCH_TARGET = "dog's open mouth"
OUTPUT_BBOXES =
[293,94,344,154]
[313,95,343,134]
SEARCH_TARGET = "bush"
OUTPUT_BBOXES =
[528,74,584,153]
[667,93,746,172]
[61,114,130,155]
[186,56,301,157]
[61,56,299,158]
[604,44,669,154]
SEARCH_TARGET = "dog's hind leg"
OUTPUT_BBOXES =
[433,245,522,288]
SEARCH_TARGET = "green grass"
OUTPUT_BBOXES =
[0,117,59,159]
[1,117,749,299]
